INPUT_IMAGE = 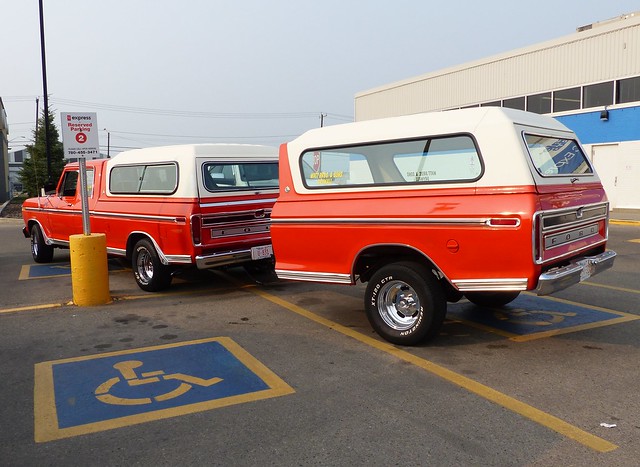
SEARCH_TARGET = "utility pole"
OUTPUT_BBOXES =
[320,113,327,127]
[104,128,110,157]
[38,0,52,186]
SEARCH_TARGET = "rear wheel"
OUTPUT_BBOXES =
[465,291,520,307]
[30,224,54,263]
[364,262,446,346]
[132,239,172,292]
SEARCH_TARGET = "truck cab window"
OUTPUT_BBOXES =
[60,171,78,197]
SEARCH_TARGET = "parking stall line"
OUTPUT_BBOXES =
[581,281,640,295]
[0,303,64,315]
[243,284,618,453]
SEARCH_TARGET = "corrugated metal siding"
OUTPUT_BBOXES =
[355,16,640,120]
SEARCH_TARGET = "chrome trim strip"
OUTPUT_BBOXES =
[50,239,69,248]
[200,197,278,208]
[24,207,184,223]
[275,269,353,284]
[107,247,126,257]
[165,254,193,264]
[452,278,528,292]
[272,217,489,226]
[92,211,184,223]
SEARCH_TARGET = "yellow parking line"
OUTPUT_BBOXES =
[0,303,64,315]
[245,285,618,453]
[582,281,640,295]
[610,219,640,226]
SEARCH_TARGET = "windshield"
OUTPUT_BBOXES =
[524,134,593,177]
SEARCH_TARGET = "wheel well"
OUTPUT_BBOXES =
[126,233,150,261]
[353,245,462,302]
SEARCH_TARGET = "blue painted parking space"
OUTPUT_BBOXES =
[447,294,639,342]
[20,259,126,280]
[34,337,294,442]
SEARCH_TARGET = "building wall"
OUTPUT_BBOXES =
[353,13,640,210]
[0,98,9,202]
[355,13,640,120]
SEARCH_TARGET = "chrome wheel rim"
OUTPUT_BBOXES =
[136,248,154,283]
[377,280,421,331]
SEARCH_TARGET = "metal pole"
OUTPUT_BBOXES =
[78,158,91,235]
[38,0,52,184]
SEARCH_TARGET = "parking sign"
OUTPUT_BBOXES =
[61,112,99,158]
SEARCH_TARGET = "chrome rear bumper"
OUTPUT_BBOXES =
[536,250,616,296]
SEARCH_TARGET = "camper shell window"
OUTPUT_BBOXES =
[110,163,178,194]
[300,134,483,188]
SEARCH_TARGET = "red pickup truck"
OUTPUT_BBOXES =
[22,144,279,291]
[271,108,616,345]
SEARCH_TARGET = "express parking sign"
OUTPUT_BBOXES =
[61,112,99,158]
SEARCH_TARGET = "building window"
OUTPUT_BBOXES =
[527,93,551,114]
[616,76,640,104]
[480,101,501,107]
[583,81,613,108]
[14,152,23,163]
[553,87,581,112]
[503,97,525,110]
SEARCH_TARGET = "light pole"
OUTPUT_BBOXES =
[38,0,52,187]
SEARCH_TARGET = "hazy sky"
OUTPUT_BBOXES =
[3,1,639,155]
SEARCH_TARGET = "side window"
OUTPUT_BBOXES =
[301,151,373,187]
[139,164,178,193]
[300,134,481,189]
[60,171,79,197]
[110,163,178,194]
[203,162,278,191]
[393,136,481,182]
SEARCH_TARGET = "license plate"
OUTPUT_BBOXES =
[251,245,273,260]
[579,261,596,281]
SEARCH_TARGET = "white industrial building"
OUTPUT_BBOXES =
[354,12,640,211]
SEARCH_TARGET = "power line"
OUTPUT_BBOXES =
[49,97,337,120]
[106,129,299,140]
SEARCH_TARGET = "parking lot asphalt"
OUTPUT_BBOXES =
[1,217,640,466]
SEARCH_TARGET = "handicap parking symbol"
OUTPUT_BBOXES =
[34,337,294,442]
[447,294,639,341]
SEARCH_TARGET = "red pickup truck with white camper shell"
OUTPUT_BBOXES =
[271,107,616,345]
[22,143,279,291]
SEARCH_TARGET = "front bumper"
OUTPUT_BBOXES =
[535,250,616,296]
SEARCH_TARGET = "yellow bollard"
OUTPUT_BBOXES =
[69,233,111,306]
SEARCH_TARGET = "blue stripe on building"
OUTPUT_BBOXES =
[556,106,640,144]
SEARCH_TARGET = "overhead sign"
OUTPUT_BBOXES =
[61,112,99,159]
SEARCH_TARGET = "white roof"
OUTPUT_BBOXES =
[109,143,278,167]
[289,108,571,150]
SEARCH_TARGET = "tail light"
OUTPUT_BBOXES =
[191,215,201,245]
[532,215,541,263]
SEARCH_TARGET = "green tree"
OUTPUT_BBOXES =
[19,109,66,196]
